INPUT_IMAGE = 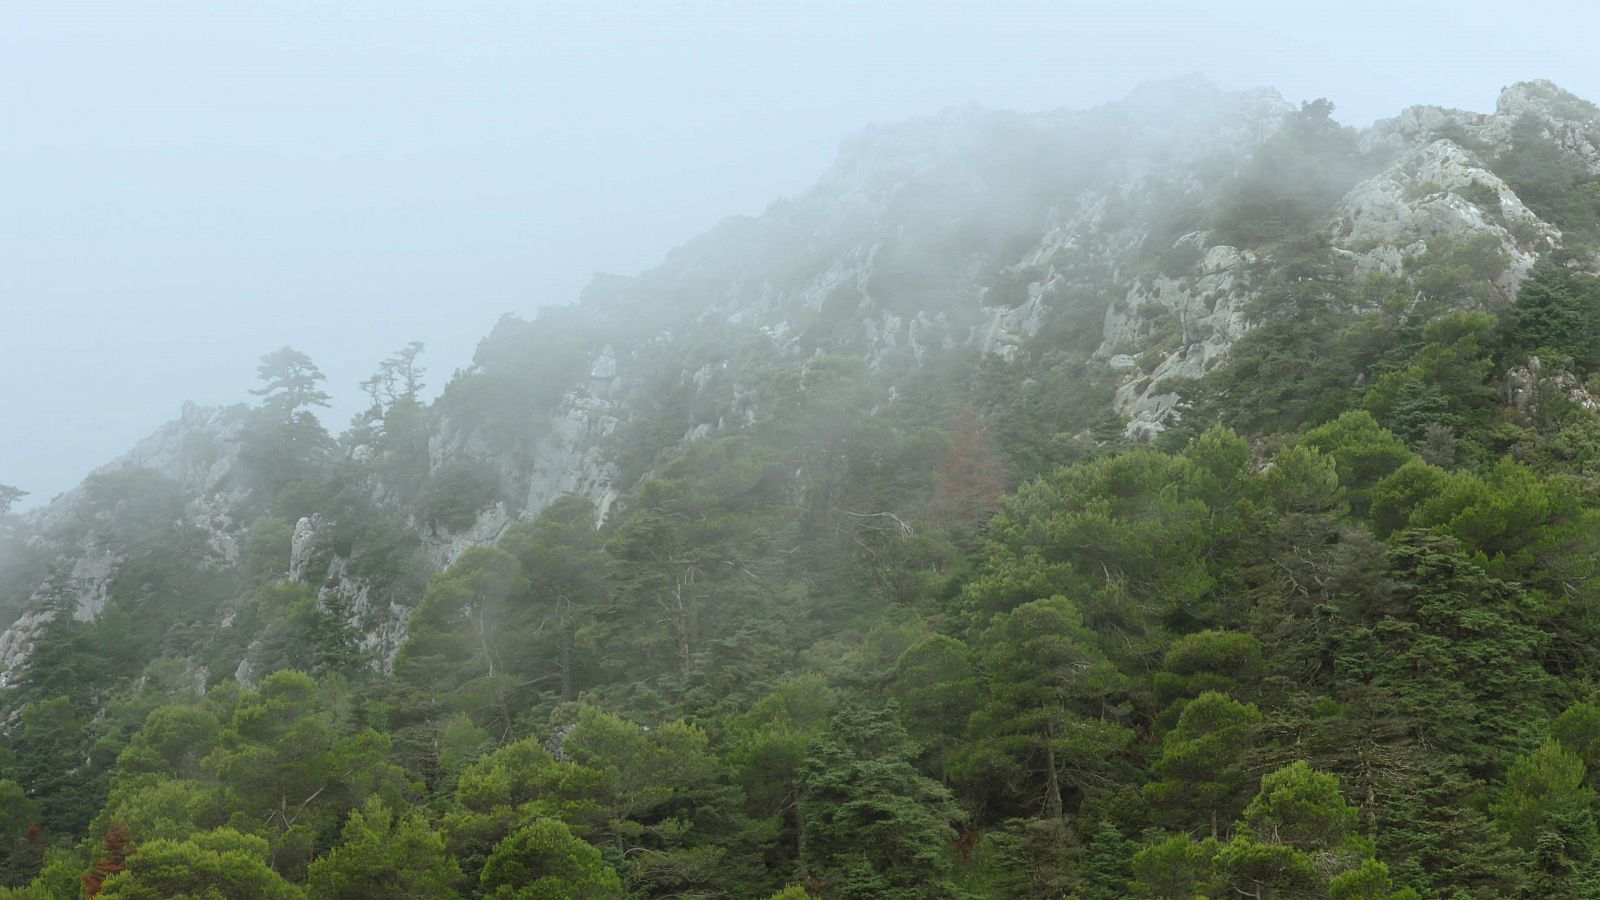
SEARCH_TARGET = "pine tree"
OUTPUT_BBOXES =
[798,706,962,899]
[1492,741,1599,894]
[1073,821,1134,899]
[1144,691,1263,838]
[478,819,623,900]
[251,346,332,416]
[306,798,462,899]
[83,823,133,898]
[956,597,1132,820]
[0,485,24,518]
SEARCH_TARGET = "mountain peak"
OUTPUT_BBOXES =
[1496,78,1600,123]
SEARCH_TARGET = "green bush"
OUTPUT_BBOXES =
[418,461,502,532]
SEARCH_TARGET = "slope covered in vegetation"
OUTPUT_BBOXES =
[3,78,1600,897]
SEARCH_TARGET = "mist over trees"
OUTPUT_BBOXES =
[5,73,1600,898]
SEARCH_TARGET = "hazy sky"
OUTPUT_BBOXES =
[4,0,1598,507]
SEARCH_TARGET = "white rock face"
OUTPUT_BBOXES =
[422,501,516,571]
[0,402,251,677]
[589,346,619,381]
[0,610,53,686]
[283,515,413,674]
[189,494,241,567]
[522,395,622,525]
[1332,139,1557,292]
[1504,356,1600,418]
[1362,81,1600,168]
[1090,81,1597,438]
[1505,359,1539,415]
[981,282,1049,362]
[234,654,256,689]
[319,556,410,674]
[288,515,320,582]
[425,344,625,557]
[64,549,119,621]
[797,245,878,313]
[1495,81,1600,174]
[1100,243,1257,438]
[89,403,244,499]
[27,403,246,536]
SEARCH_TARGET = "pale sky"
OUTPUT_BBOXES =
[4,0,1598,507]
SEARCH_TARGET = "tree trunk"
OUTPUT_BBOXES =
[558,594,574,702]
[1043,731,1063,820]
[559,628,574,702]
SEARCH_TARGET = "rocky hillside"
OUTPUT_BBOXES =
[5,77,1598,686]
[3,75,1600,897]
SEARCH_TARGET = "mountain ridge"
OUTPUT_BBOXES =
[4,74,1600,896]
[9,76,1598,677]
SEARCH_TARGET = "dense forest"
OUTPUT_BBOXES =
[5,79,1600,897]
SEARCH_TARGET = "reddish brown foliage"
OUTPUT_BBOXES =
[82,823,133,898]
[956,825,983,864]
[931,406,1004,524]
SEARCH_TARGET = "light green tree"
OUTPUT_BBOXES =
[479,819,623,900]
[955,596,1132,820]
[1143,691,1262,838]
[306,798,462,899]
[97,827,304,900]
